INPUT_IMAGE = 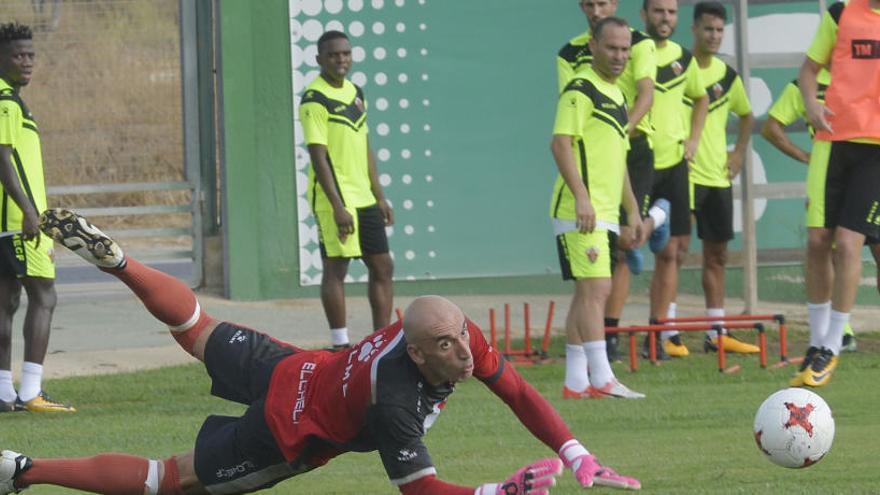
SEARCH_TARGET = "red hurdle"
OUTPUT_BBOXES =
[488,301,555,364]
[657,314,787,362]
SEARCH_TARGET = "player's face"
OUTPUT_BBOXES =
[692,14,724,55]
[316,37,352,83]
[591,25,631,80]
[580,0,618,31]
[642,0,678,42]
[0,40,35,88]
[411,319,474,385]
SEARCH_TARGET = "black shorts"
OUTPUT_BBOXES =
[651,159,691,236]
[692,184,734,242]
[318,203,389,259]
[194,323,302,492]
[824,141,880,239]
[621,133,655,224]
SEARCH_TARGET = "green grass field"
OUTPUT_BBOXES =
[3,332,879,494]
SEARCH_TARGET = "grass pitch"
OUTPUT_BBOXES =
[3,332,879,494]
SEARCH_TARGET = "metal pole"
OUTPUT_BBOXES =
[733,0,758,312]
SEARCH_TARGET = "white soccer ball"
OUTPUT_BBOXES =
[753,388,835,468]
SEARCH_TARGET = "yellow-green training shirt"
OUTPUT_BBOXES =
[557,28,656,135]
[0,78,47,232]
[300,76,375,212]
[652,41,706,169]
[550,67,629,227]
[767,69,831,139]
[688,57,751,188]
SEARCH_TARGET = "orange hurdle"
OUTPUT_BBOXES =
[657,314,787,362]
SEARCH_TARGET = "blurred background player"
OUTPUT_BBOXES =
[675,2,757,356]
[762,62,880,355]
[639,0,708,359]
[556,0,671,362]
[551,17,646,399]
[0,208,641,494]
[300,31,394,349]
[795,0,880,387]
[0,22,72,413]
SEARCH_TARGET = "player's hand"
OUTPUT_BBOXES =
[627,212,644,247]
[21,208,41,246]
[566,454,641,490]
[575,198,596,233]
[683,137,699,163]
[475,458,564,495]
[377,199,394,226]
[333,206,355,242]
[805,100,833,134]
[726,150,744,180]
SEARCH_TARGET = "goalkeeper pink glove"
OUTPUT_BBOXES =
[558,440,641,490]
[474,458,564,495]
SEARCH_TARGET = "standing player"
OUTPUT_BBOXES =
[641,0,709,358]
[557,0,671,362]
[551,17,646,399]
[0,208,641,494]
[793,0,880,387]
[678,2,757,355]
[0,22,73,413]
[762,61,878,354]
[301,31,394,349]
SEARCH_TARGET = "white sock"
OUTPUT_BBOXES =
[330,327,349,346]
[584,340,614,388]
[807,301,831,348]
[661,302,678,340]
[564,344,589,392]
[18,361,43,402]
[648,202,668,228]
[707,307,725,337]
[825,310,849,356]
[0,370,16,403]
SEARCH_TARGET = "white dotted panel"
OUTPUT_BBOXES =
[373,47,387,60]
[372,21,385,34]
[301,0,322,16]
[347,0,364,11]
[377,123,390,136]
[374,72,388,85]
[325,0,343,14]
[348,20,365,37]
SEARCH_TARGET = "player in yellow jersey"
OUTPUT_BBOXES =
[640,0,709,359]
[551,17,646,399]
[763,67,880,355]
[300,31,394,349]
[796,0,880,387]
[670,2,757,356]
[0,22,73,413]
[557,0,671,362]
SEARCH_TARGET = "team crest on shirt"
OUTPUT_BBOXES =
[354,96,365,112]
[671,61,683,76]
[586,246,600,263]
[712,82,723,99]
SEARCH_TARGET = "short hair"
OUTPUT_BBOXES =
[694,1,726,22]
[0,22,32,46]
[317,30,348,53]
[593,16,630,41]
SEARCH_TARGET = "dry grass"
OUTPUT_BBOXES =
[3,0,188,231]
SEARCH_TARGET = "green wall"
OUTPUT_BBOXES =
[218,0,301,299]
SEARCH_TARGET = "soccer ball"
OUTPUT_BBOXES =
[753,388,835,468]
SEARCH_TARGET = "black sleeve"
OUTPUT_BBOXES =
[366,403,436,486]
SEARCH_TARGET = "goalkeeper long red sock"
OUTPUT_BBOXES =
[102,257,213,355]
[19,454,160,495]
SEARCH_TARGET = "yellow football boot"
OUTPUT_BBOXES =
[802,348,838,388]
[19,391,76,413]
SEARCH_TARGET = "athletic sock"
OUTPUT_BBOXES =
[661,302,678,340]
[17,362,43,402]
[0,370,16,403]
[584,340,614,388]
[18,454,155,495]
[807,301,831,348]
[109,258,202,327]
[564,344,589,392]
[825,310,849,356]
[648,202,668,228]
[706,307,725,338]
[330,327,349,346]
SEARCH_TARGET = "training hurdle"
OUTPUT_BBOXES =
[657,314,788,363]
[489,301,555,364]
[605,321,767,373]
